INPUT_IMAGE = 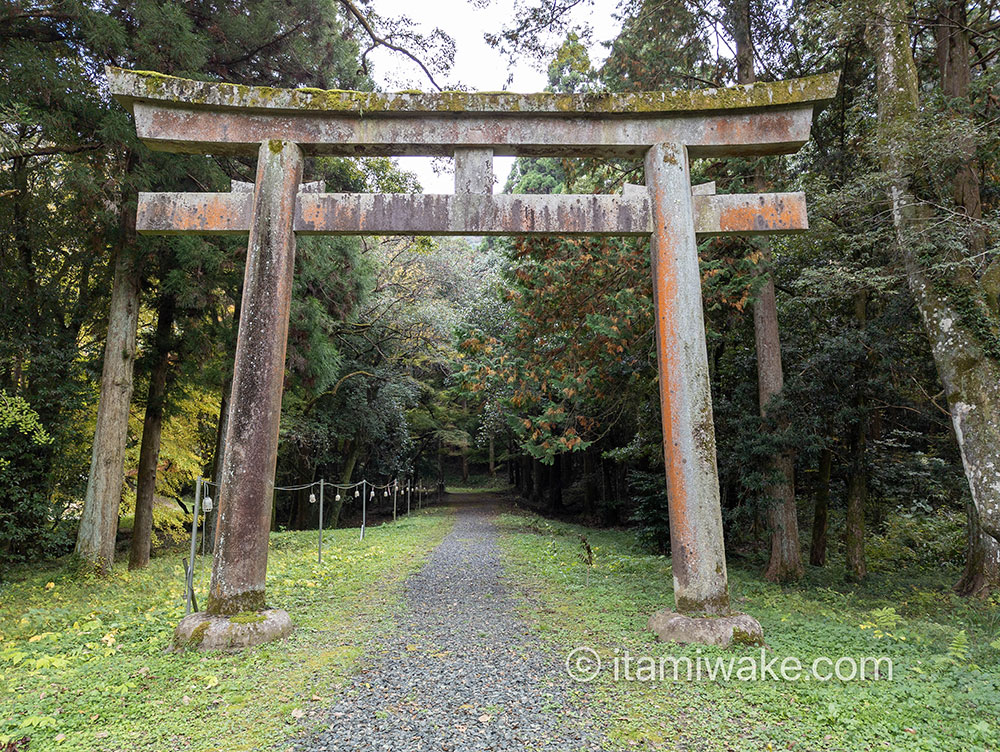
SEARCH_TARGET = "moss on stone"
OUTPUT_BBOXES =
[184,619,210,648]
[676,589,731,616]
[206,588,266,616]
[731,626,766,647]
[229,610,267,624]
[105,66,840,116]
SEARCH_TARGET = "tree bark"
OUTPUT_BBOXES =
[328,440,360,528]
[75,182,142,573]
[845,291,869,581]
[955,496,1000,596]
[730,0,802,582]
[206,297,241,551]
[870,0,1000,544]
[845,420,868,581]
[128,292,176,570]
[935,0,982,247]
[550,454,563,513]
[809,447,833,567]
[535,458,546,506]
[934,0,998,593]
[583,447,597,517]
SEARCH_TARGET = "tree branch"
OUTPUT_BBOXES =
[338,0,443,90]
[1,143,102,162]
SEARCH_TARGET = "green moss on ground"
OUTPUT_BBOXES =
[496,510,1000,751]
[0,508,455,750]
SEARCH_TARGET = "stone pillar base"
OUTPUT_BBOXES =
[648,609,764,648]
[172,609,293,652]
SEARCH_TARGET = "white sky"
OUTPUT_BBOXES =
[365,0,621,193]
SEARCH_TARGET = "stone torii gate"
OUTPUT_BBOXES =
[106,67,836,648]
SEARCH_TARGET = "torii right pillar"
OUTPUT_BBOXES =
[645,143,763,645]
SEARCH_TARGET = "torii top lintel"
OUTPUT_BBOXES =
[106,67,839,159]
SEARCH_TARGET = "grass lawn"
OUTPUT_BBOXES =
[0,507,455,751]
[496,509,1000,751]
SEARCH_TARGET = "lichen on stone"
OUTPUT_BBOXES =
[105,66,841,117]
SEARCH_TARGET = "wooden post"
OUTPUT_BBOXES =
[207,140,303,615]
[645,142,729,615]
[318,479,324,564]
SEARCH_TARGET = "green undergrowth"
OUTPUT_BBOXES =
[496,510,1000,751]
[445,479,515,494]
[0,508,455,751]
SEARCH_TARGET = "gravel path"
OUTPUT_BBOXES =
[294,495,599,751]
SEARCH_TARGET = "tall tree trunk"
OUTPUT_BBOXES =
[75,184,142,573]
[955,497,1000,596]
[550,454,563,513]
[934,0,998,593]
[583,447,597,517]
[845,423,868,581]
[328,441,360,528]
[845,291,869,581]
[437,437,444,488]
[128,292,176,570]
[809,447,833,566]
[730,0,802,582]
[935,0,982,243]
[11,155,35,394]
[488,436,496,477]
[534,458,546,505]
[205,297,240,550]
[870,0,1000,543]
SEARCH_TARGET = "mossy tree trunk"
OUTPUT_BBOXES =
[956,497,1000,596]
[934,0,1000,594]
[870,0,1000,545]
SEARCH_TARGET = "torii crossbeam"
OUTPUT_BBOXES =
[107,67,837,646]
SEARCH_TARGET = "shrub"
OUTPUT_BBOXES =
[628,469,671,553]
[0,391,60,567]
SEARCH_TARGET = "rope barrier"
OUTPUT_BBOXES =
[185,473,434,613]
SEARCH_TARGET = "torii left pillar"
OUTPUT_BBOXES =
[174,140,301,649]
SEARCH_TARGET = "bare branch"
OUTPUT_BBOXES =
[338,0,444,91]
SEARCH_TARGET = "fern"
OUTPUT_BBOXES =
[947,630,970,663]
